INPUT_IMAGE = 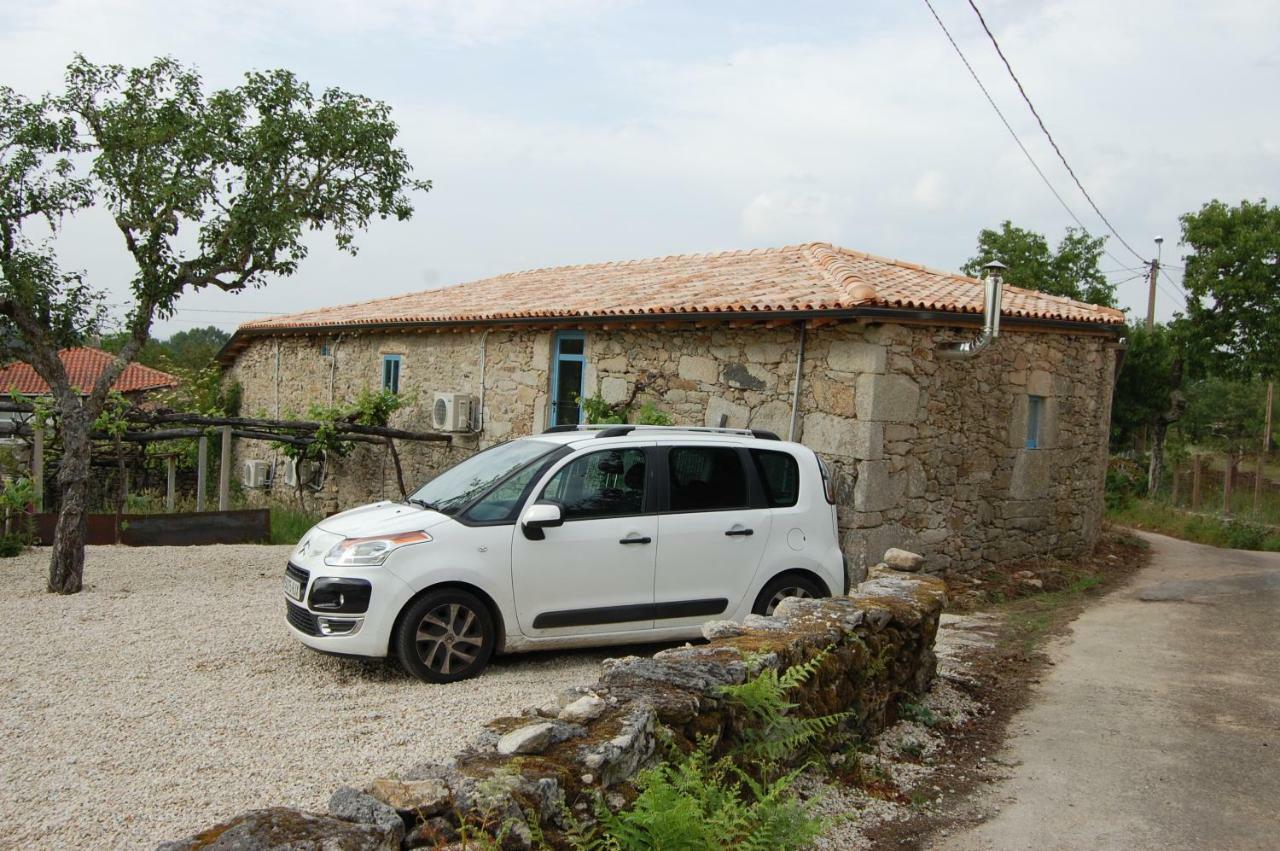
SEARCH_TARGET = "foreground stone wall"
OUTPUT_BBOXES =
[160,567,947,850]
[225,320,1115,572]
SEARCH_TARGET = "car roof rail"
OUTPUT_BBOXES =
[540,424,785,441]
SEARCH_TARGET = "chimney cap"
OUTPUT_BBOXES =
[982,260,1007,275]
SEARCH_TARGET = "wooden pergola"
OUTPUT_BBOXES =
[0,401,452,511]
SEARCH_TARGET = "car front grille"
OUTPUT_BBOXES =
[286,601,321,636]
[285,562,310,586]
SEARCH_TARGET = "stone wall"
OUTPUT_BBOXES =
[224,320,1116,573]
[160,567,947,850]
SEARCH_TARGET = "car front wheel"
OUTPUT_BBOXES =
[752,574,827,617]
[395,589,496,683]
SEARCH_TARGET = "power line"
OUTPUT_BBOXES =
[172,307,286,316]
[920,0,1135,273]
[964,0,1150,266]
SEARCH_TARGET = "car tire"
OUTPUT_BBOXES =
[752,573,827,617]
[395,589,496,683]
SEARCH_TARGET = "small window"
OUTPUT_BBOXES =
[542,448,647,520]
[668,446,748,512]
[382,354,402,394]
[751,449,800,508]
[1026,395,1044,449]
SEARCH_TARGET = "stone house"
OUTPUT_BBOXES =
[217,242,1124,575]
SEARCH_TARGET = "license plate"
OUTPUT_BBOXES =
[284,575,303,601]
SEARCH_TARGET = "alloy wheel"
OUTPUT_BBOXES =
[415,602,484,675]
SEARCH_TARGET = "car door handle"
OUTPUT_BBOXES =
[724,528,754,537]
[619,535,652,545]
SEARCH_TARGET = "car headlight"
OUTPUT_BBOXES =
[324,530,432,566]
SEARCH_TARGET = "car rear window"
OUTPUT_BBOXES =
[751,449,800,508]
[668,446,749,512]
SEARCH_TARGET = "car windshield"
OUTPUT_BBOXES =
[407,439,557,516]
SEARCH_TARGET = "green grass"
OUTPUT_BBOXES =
[269,504,323,545]
[1002,576,1104,654]
[1108,499,1280,552]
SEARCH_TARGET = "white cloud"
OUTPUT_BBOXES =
[741,189,843,244]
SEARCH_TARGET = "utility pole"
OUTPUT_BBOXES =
[1145,236,1163,330]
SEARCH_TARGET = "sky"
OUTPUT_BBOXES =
[1,0,1277,337]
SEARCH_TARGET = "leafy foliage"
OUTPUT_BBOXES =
[1179,376,1269,457]
[962,220,1116,307]
[580,393,674,427]
[101,325,230,372]
[582,745,820,851]
[718,648,848,766]
[1180,199,1280,380]
[1110,323,1183,450]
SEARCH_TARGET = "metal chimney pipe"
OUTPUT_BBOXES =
[940,261,1006,360]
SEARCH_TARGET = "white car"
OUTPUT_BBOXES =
[283,425,846,682]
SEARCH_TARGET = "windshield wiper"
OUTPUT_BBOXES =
[406,498,439,511]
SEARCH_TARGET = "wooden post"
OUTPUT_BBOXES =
[1257,381,1274,515]
[218,425,231,511]
[1191,455,1203,511]
[165,456,176,513]
[196,434,207,513]
[32,422,43,512]
[1171,462,1181,506]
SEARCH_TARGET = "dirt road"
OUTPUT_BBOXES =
[938,531,1280,850]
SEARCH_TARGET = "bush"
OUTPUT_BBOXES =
[1105,457,1145,511]
[1225,520,1266,550]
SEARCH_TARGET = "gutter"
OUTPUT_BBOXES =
[215,306,1126,366]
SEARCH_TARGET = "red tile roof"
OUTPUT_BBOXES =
[0,348,181,396]
[226,242,1124,352]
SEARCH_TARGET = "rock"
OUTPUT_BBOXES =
[884,548,925,571]
[366,777,451,817]
[403,817,458,848]
[329,786,405,842]
[741,613,789,631]
[700,620,744,640]
[575,701,658,787]
[559,694,606,724]
[157,807,398,850]
[496,722,555,755]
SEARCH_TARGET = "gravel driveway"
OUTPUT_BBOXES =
[0,545,618,849]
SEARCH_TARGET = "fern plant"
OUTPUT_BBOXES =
[717,647,849,768]
[580,744,819,851]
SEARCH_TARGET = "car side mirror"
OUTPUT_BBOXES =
[521,502,563,541]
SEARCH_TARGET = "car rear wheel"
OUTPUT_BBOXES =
[752,574,827,617]
[395,589,496,683]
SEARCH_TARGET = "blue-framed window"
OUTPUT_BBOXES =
[550,331,586,426]
[382,354,402,394]
[1026,395,1044,448]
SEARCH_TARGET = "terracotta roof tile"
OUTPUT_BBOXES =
[237,242,1125,334]
[0,348,181,396]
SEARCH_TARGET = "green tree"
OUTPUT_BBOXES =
[1179,199,1280,380]
[1111,322,1185,494]
[102,324,230,372]
[962,221,1116,306]
[0,56,429,593]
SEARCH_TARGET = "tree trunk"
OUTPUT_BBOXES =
[1191,455,1203,510]
[48,411,91,594]
[1171,462,1181,506]
[1223,456,1236,515]
[386,437,407,500]
[1147,420,1168,498]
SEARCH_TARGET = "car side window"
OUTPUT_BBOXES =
[668,446,748,512]
[541,448,647,520]
[751,449,800,508]
[463,453,562,524]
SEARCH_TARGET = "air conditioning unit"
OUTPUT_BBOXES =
[282,456,326,491]
[242,460,272,489]
[432,392,474,432]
